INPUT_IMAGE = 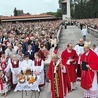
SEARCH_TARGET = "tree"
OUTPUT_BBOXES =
[58,0,64,8]
[46,12,56,16]
[14,8,18,16]
[72,0,98,19]
[56,8,62,18]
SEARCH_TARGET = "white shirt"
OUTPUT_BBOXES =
[51,38,57,47]
[21,59,33,71]
[5,48,16,58]
[28,50,32,55]
[81,28,88,36]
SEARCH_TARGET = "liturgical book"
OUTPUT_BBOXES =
[82,61,88,71]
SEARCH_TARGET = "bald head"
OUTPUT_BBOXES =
[67,43,73,51]
[79,38,84,45]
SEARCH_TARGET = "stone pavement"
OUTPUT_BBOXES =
[58,26,98,51]
[1,26,98,98]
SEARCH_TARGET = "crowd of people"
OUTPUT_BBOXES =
[0,20,62,97]
[0,20,98,98]
[74,18,98,30]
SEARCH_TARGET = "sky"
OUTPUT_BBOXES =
[0,0,59,16]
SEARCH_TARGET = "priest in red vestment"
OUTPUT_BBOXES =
[61,43,78,90]
[48,54,71,98]
[80,42,98,98]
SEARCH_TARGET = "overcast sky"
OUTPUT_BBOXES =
[0,0,59,16]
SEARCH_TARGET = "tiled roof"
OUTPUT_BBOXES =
[1,14,55,20]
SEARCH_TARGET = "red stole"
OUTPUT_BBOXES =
[34,59,42,66]
[11,60,19,68]
[0,77,3,90]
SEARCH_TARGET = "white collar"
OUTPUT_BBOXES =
[28,50,32,52]
[67,49,72,53]
[85,51,89,56]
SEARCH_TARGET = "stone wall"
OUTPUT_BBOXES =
[88,27,98,38]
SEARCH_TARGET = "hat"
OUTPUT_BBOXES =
[84,41,91,48]
[51,53,59,59]
[24,52,29,57]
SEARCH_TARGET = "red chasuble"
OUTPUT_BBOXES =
[48,61,71,98]
[61,49,78,82]
[80,49,98,90]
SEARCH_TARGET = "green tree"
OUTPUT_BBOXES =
[72,0,98,19]
[55,8,62,18]
[14,8,18,16]
[58,0,64,8]
[46,12,56,16]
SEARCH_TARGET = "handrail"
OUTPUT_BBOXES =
[57,25,62,44]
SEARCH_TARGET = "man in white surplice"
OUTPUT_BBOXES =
[74,38,84,80]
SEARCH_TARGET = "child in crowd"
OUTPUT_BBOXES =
[0,70,8,97]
